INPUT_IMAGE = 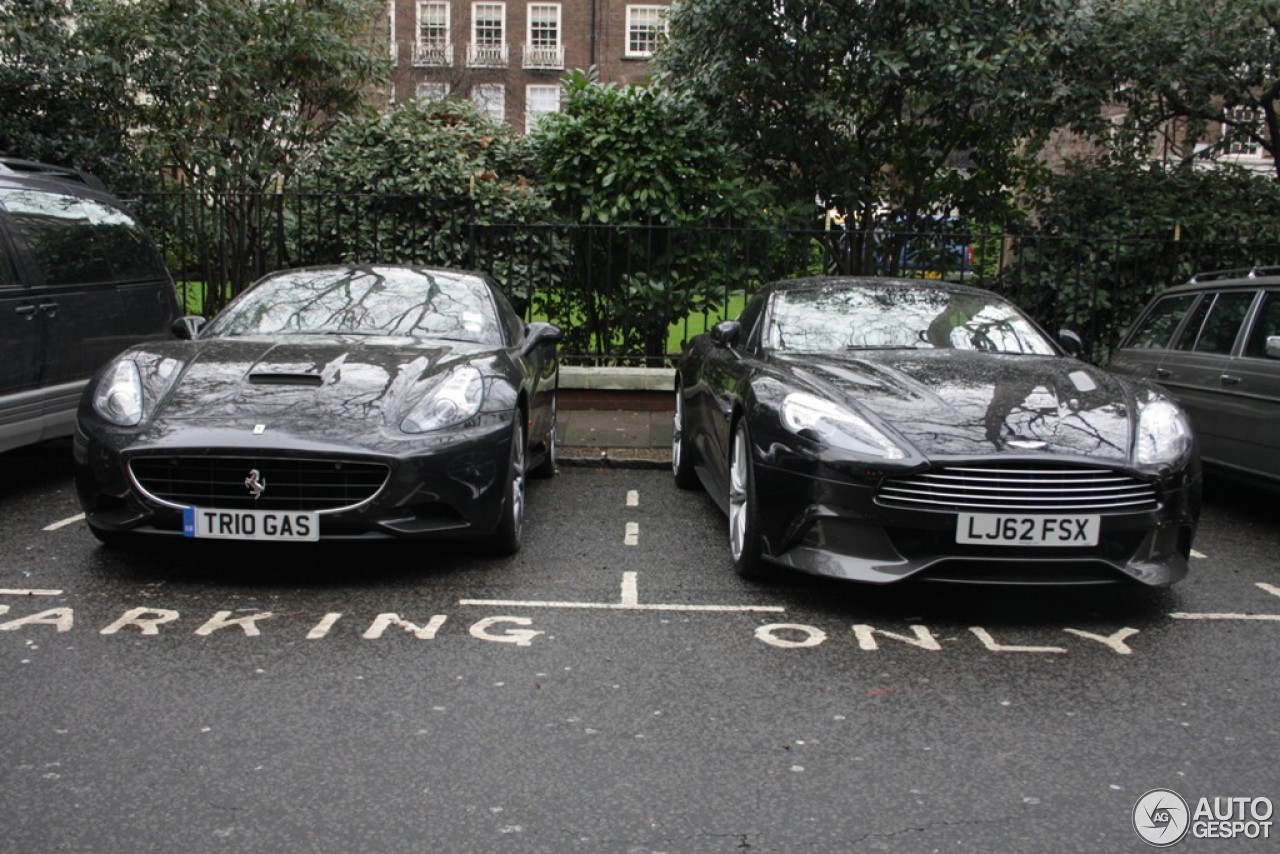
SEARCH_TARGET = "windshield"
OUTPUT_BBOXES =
[203,267,504,344]
[765,284,1057,356]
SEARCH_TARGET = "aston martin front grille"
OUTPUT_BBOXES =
[128,456,390,513]
[876,464,1158,513]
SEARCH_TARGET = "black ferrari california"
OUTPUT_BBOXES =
[74,265,560,552]
[673,277,1201,586]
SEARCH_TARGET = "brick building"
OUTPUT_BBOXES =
[384,0,671,130]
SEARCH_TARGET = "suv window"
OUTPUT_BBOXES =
[1127,293,1198,348]
[1175,291,1255,354]
[0,188,167,286]
[1243,290,1280,359]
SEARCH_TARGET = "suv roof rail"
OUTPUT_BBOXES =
[0,156,106,191]
[1188,265,1280,284]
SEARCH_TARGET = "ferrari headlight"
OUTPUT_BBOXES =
[1135,398,1193,466]
[93,360,145,426]
[401,366,486,433]
[781,392,906,460]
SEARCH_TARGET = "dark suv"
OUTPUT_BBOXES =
[0,158,181,453]
[1109,268,1280,488]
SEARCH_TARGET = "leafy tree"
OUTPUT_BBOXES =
[77,0,388,308]
[294,99,564,313]
[1080,0,1280,179]
[1007,159,1280,360]
[534,71,785,359]
[657,0,1093,270]
[0,0,139,186]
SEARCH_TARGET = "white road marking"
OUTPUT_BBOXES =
[626,490,639,507]
[460,571,785,613]
[42,514,85,532]
[0,589,63,597]
[969,627,1066,654]
[624,522,639,546]
[1170,582,1280,622]
[1190,549,1207,559]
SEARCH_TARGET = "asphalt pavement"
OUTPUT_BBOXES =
[557,408,672,467]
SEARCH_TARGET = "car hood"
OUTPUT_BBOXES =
[775,350,1138,461]
[146,336,495,429]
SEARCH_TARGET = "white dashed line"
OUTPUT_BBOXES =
[626,490,639,507]
[43,513,85,532]
[624,522,639,546]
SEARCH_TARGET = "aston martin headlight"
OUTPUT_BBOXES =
[93,360,145,426]
[780,392,906,460]
[1135,398,1193,466]
[401,366,485,433]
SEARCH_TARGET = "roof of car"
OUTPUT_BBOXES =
[0,157,108,191]
[1174,266,1280,290]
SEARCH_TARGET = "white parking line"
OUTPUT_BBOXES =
[460,572,785,614]
[1170,582,1280,622]
[43,513,85,532]
[0,589,63,597]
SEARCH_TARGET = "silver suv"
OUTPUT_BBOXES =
[0,158,180,453]
[1109,267,1280,488]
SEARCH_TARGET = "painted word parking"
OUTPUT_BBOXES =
[5,485,1280,657]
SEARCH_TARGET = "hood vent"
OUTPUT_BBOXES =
[248,372,324,387]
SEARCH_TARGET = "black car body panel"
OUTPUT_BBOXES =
[74,265,559,547]
[675,277,1200,586]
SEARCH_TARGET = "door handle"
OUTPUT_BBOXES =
[1220,373,1241,386]
[14,305,37,318]
[38,302,59,316]
[1155,367,1171,379]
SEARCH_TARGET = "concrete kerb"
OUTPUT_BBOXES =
[554,366,674,470]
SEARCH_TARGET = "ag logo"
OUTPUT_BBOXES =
[1133,788,1190,847]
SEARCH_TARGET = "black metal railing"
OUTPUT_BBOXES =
[126,186,1280,366]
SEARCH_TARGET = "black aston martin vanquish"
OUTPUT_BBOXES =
[74,265,560,553]
[672,277,1200,586]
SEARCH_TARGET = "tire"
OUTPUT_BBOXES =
[672,384,699,490]
[528,392,557,480]
[728,419,773,580]
[489,417,526,556]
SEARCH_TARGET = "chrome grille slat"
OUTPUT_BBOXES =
[129,455,390,513]
[876,464,1158,513]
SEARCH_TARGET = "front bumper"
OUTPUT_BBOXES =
[751,454,1200,587]
[74,415,516,541]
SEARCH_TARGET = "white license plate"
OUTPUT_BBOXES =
[956,513,1099,547]
[183,507,319,542]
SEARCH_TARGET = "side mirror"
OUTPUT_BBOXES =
[1266,335,1280,360]
[172,316,206,340]
[1058,329,1085,358]
[710,320,742,348]
[520,321,562,355]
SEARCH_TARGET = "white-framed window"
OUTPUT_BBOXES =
[415,2,452,66]
[1224,105,1262,156]
[469,3,508,67]
[525,84,559,131]
[473,84,506,124]
[416,82,449,103]
[625,5,668,58]
[524,4,563,69]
